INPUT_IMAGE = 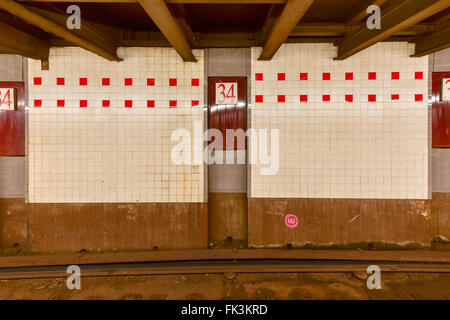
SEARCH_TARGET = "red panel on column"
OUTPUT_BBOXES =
[0,82,25,155]
[432,72,450,147]
[208,77,247,150]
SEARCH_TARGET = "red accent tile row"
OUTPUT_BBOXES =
[33,100,201,108]
[253,94,425,103]
[32,77,201,86]
[254,71,424,81]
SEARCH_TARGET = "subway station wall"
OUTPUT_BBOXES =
[28,47,205,203]
[250,43,429,200]
[248,43,431,247]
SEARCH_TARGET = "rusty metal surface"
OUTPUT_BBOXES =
[208,193,247,246]
[27,203,208,253]
[0,81,25,155]
[248,198,434,247]
[0,198,26,248]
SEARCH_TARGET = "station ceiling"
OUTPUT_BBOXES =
[0,0,449,63]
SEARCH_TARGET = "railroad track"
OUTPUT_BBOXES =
[2,260,450,280]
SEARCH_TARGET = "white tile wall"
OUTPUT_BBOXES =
[250,43,428,199]
[28,47,204,203]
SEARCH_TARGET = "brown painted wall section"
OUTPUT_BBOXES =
[0,198,27,249]
[248,198,434,248]
[2,197,450,253]
[431,192,450,240]
[27,203,207,254]
[208,193,247,247]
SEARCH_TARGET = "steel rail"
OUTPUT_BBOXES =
[1,260,450,280]
[2,249,450,269]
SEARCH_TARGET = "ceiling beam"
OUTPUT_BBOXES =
[0,20,49,60]
[258,4,279,44]
[137,0,196,61]
[23,5,120,47]
[291,23,432,37]
[258,0,314,60]
[0,0,121,61]
[335,0,450,60]
[411,20,450,57]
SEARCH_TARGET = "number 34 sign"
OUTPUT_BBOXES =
[0,88,16,111]
[215,82,238,105]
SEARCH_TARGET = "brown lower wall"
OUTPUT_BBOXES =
[26,203,207,253]
[248,198,435,248]
[2,196,450,254]
[431,192,450,240]
[208,193,248,247]
[0,198,27,249]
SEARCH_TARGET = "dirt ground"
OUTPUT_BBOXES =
[0,272,449,300]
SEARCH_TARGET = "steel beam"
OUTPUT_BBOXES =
[336,0,450,60]
[138,0,196,61]
[0,0,121,61]
[0,20,49,60]
[258,0,314,60]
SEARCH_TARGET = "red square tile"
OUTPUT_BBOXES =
[391,72,400,80]
[255,95,263,103]
[415,72,423,80]
[368,94,376,102]
[192,100,199,107]
[147,100,155,108]
[345,72,353,80]
[300,73,308,80]
[391,94,399,101]
[57,77,65,85]
[322,73,330,80]
[34,99,42,107]
[124,78,132,86]
[79,78,87,86]
[277,73,285,81]
[169,78,177,86]
[415,94,423,101]
[255,73,263,81]
[300,95,308,102]
[80,100,87,108]
[191,78,199,86]
[345,95,353,102]
[277,95,285,103]
[169,100,177,108]
[125,100,133,108]
[102,100,110,107]
[102,78,110,86]
[33,77,41,85]
[147,78,155,86]
[368,72,376,80]
[57,100,65,107]
[322,95,330,102]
